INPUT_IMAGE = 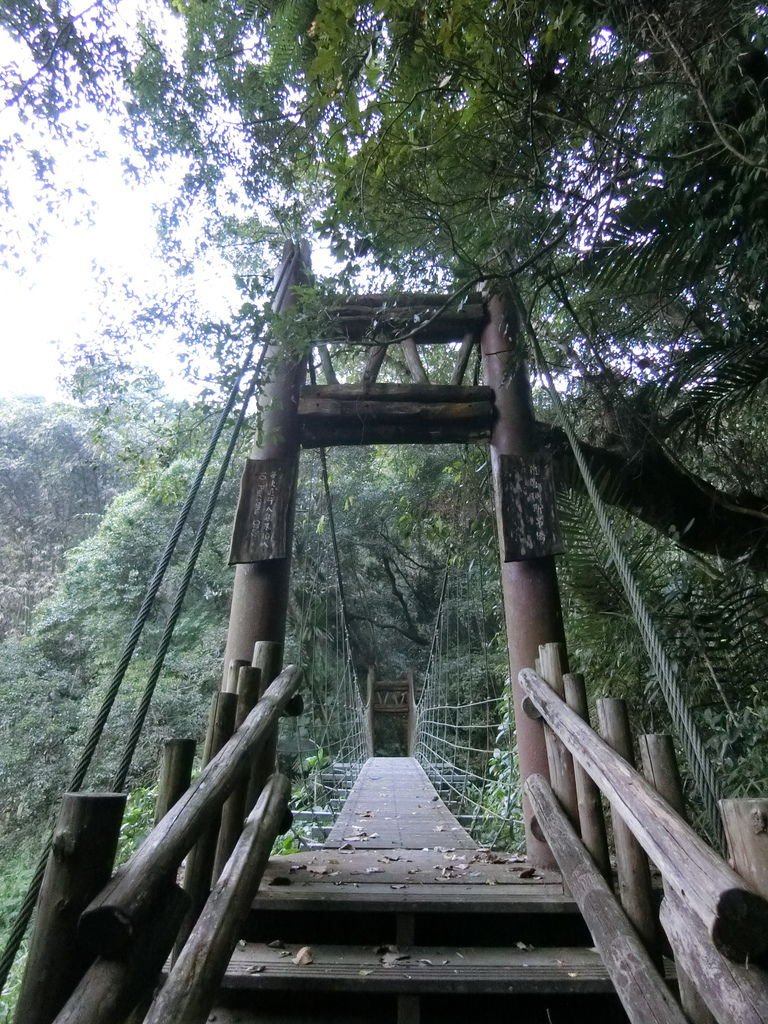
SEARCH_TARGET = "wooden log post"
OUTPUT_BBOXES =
[659,886,768,1024]
[481,290,568,869]
[721,798,768,899]
[224,657,249,695]
[450,333,476,386]
[596,698,661,963]
[518,666,768,963]
[563,672,611,880]
[525,774,688,1024]
[219,241,309,689]
[13,793,126,1024]
[406,669,417,757]
[366,666,376,758]
[212,665,262,880]
[154,738,196,825]
[400,336,429,383]
[538,644,579,829]
[79,665,301,958]
[244,641,282,814]
[362,343,387,385]
[178,691,238,950]
[52,885,188,1024]
[316,343,338,385]
[640,733,716,1024]
[142,774,292,1024]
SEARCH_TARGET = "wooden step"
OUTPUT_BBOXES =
[246,848,588,947]
[254,848,572,916]
[220,942,636,995]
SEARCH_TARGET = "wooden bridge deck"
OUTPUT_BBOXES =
[324,757,477,850]
[215,758,622,1022]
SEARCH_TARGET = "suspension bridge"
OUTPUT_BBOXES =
[3,242,768,1024]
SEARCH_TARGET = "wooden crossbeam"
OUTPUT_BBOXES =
[299,384,495,448]
[319,293,485,344]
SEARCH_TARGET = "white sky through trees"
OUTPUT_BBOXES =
[0,4,238,403]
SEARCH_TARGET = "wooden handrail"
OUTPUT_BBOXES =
[519,667,768,963]
[144,773,291,1024]
[525,774,687,1024]
[79,664,302,958]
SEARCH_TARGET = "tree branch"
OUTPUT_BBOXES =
[539,423,768,571]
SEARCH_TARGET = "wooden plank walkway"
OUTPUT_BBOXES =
[324,757,477,850]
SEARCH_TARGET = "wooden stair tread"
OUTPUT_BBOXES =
[221,942,643,993]
[255,848,572,913]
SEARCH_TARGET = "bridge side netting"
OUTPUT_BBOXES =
[282,451,368,836]
[414,560,522,850]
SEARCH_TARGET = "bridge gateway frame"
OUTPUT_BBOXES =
[11,241,768,1024]
[221,240,567,867]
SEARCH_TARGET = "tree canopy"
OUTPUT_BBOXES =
[1,0,768,881]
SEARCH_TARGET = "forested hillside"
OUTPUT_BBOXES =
[2,1,768,1014]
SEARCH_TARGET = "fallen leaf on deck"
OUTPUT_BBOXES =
[308,865,329,874]
[246,965,265,973]
[293,946,313,966]
[518,867,536,879]
[267,939,285,949]
[390,883,406,889]
[516,941,535,951]
[382,951,411,967]
[365,867,383,874]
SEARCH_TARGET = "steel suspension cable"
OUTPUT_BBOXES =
[529,328,725,848]
[112,350,266,790]
[0,340,262,993]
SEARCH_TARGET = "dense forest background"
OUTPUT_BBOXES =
[2,0,768,1012]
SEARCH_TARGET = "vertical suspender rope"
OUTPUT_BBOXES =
[528,328,725,849]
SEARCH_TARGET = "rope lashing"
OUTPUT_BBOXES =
[529,328,725,850]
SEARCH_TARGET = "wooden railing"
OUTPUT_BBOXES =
[15,657,302,1024]
[519,644,768,1024]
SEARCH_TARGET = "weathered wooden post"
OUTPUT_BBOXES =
[597,699,661,963]
[154,738,196,825]
[220,240,310,684]
[640,733,716,1024]
[563,672,611,879]
[366,666,376,758]
[406,668,417,757]
[14,792,126,1024]
[480,289,566,867]
[720,798,768,900]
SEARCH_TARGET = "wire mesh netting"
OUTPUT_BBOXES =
[414,561,522,849]
[281,454,368,839]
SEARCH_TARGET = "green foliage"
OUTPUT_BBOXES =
[116,784,158,867]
